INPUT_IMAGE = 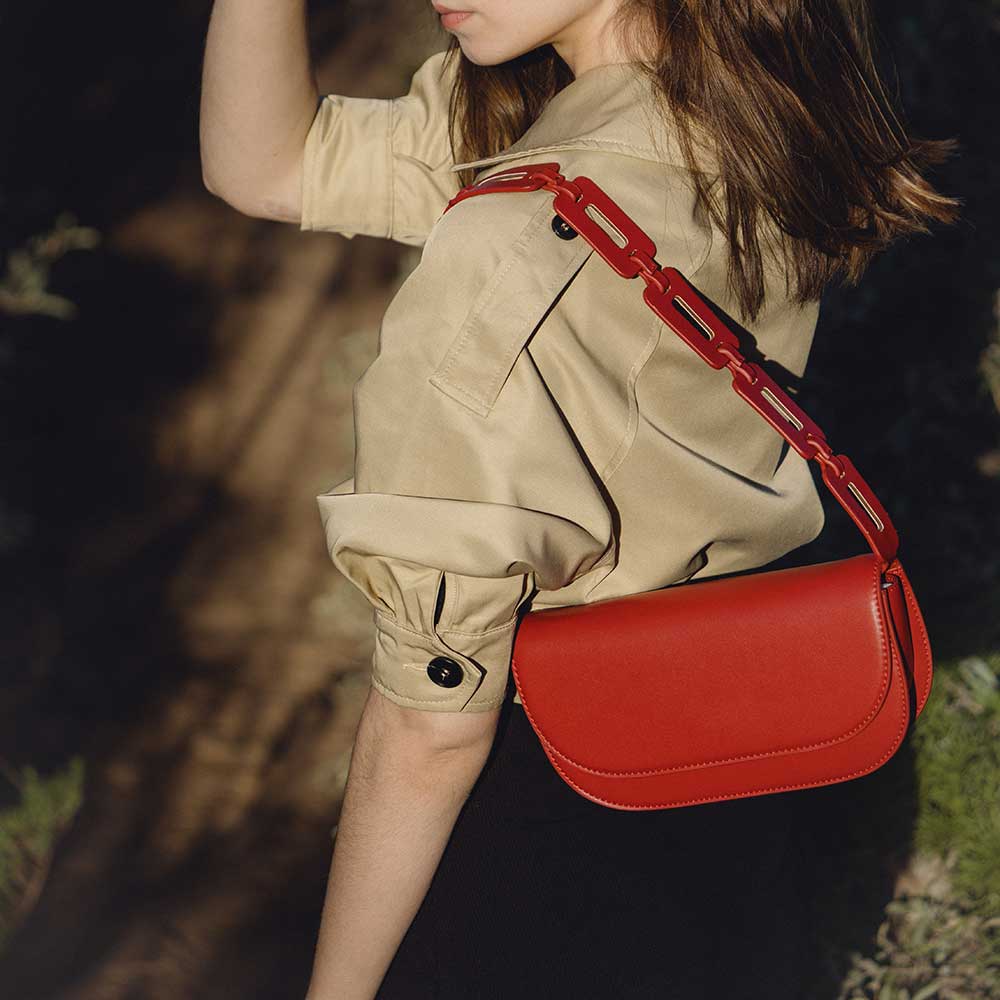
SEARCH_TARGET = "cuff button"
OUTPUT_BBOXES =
[426,655,464,688]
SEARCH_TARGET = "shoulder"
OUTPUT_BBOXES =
[439,146,718,291]
[433,144,815,366]
[418,143,716,317]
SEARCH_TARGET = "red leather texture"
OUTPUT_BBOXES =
[444,164,935,811]
[510,554,933,810]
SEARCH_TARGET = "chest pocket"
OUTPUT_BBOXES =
[428,198,595,418]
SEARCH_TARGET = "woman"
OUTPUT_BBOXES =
[200,1,957,997]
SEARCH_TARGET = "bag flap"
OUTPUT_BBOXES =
[510,553,894,776]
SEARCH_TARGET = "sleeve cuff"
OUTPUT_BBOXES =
[299,94,393,237]
[371,609,519,712]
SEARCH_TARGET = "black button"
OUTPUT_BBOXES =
[551,215,579,240]
[426,655,464,688]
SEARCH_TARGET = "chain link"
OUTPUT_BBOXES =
[715,343,758,386]
[627,248,670,295]
[442,161,899,565]
[805,435,847,479]
[531,170,580,205]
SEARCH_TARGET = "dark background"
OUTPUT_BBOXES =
[1,1,997,997]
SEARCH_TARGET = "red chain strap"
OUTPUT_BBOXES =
[442,162,899,568]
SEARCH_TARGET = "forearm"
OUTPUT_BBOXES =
[200,0,318,206]
[306,691,498,1000]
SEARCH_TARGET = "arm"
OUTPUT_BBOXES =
[199,0,318,222]
[305,687,500,1000]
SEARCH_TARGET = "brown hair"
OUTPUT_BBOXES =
[443,0,959,322]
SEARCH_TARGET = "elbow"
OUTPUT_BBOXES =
[200,162,238,206]
[200,172,271,221]
[201,166,222,199]
[200,163,241,209]
[201,165,301,224]
[199,145,255,213]
[198,136,226,198]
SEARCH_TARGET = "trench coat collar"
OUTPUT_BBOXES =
[448,60,688,173]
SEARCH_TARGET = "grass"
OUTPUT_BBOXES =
[839,879,1000,999]
[912,653,1000,917]
[834,640,1000,998]
[0,756,85,950]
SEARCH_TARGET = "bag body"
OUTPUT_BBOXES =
[511,553,931,810]
[442,162,935,811]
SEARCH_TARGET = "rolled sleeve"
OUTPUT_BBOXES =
[318,479,612,713]
[371,600,525,713]
[299,49,461,245]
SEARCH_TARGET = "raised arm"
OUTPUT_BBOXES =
[199,0,319,223]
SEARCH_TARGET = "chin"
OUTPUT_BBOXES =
[455,41,528,66]
[452,25,548,67]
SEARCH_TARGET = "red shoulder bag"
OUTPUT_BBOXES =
[442,163,933,812]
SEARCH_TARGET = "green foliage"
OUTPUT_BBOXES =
[0,214,100,320]
[0,757,85,950]
[912,653,1000,918]
[833,648,1000,998]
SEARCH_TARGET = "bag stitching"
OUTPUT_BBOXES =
[511,555,893,776]
[528,659,909,810]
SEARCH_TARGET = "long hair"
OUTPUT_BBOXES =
[444,1,959,322]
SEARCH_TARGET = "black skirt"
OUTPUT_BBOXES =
[377,677,816,1000]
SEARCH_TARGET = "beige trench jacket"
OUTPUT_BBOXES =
[300,50,826,712]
